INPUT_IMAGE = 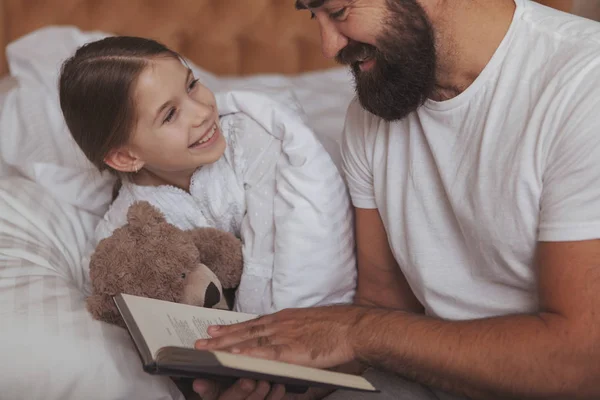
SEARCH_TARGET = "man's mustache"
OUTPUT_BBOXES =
[335,41,379,66]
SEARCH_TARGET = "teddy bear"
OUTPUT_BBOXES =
[85,200,244,328]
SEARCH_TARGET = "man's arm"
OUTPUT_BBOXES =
[278,207,423,399]
[198,239,600,399]
[351,239,600,399]
[354,208,424,312]
[313,207,424,393]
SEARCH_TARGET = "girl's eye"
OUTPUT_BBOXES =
[330,7,347,20]
[188,78,199,92]
[310,11,316,20]
[163,108,176,124]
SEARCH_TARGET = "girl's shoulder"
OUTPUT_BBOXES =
[93,186,138,245]
[96,182,192,243]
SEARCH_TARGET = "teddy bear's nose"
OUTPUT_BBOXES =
[204,282,221,308]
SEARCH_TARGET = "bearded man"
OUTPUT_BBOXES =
[192,1,600,399]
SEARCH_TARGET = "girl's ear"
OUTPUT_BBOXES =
[104,147,144,173]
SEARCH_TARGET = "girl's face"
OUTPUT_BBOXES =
[109,56,226,180]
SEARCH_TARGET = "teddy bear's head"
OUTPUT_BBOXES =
[86,201,242,328]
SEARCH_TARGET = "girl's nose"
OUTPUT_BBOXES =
[190,101,214,128]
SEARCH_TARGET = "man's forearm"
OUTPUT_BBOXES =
[351,309,599,399]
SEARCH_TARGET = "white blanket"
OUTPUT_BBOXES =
[216,90,356,313]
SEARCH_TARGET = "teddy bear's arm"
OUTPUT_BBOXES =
[86,293,127,328]
[187,228,243,289]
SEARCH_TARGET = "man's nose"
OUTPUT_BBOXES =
[318,19,348,59]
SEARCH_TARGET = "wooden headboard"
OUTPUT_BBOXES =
[0,0,578,78]
[0,0,337,77]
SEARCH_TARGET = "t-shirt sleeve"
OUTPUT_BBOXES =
[341,97,377,209]
[538,66,600,242]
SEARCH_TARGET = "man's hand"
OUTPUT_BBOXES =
[192,378,333,400]
[195,306,368,369]
[192,379,286,400]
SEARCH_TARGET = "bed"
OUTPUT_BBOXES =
[0,1,358,399]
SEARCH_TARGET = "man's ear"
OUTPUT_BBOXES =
[104,147,144,173]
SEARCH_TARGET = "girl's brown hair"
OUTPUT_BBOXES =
[58,36,182,193]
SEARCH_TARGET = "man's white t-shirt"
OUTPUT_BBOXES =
[342,0,600,320]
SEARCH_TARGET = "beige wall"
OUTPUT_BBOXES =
[573,0,600,20]
[536,0,573,12]
[536,0,600,20]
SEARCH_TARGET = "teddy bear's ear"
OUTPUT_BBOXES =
[85,293,126,328]
[126,201,167,228]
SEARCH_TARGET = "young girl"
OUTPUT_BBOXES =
[59,36,356,315]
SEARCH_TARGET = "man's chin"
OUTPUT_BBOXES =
[350,67,374,86]
[351,71,431,121]
[355,87,418,122]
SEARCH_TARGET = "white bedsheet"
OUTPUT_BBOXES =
[0,26,356,400]
[0,177,184,400]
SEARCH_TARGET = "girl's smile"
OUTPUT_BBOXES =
[189,122,221,150]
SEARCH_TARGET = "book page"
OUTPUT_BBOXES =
[119,294,257,357]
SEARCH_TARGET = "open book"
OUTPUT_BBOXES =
[114,293,378,394]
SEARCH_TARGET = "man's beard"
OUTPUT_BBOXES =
[336,0,437,121]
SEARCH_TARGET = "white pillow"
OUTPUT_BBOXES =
[0,27,115,215]
[0,82,115,216]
